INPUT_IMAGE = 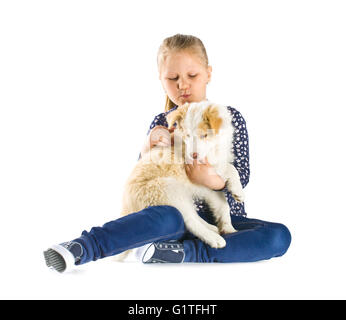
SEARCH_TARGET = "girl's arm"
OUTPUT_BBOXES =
[229,107,250,188]
[185,158,226,190]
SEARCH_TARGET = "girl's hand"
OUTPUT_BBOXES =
[185,158,226,190]
[140,126,175,156]
[149,126,175,149]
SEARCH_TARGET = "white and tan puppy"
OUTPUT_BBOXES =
[121,100,244,250]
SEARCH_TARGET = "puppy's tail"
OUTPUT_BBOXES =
[113,249,132,262]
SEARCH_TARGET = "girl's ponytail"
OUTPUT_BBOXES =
[164,95,176,112]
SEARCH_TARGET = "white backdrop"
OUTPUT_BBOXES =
[1,0,345,299]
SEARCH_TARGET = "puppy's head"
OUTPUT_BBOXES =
[167,101,224,162]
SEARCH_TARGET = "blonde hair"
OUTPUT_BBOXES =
[157,34,209,112]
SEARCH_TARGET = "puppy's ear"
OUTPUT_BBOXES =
[166,103,189,129]
[202,105,223,134]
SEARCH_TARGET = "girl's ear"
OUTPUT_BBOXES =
[207,65,212,84]
[166,103,189,129]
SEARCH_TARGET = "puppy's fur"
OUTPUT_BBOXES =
[119,101,244,259]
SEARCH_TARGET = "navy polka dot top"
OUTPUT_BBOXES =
[145,105,250,217]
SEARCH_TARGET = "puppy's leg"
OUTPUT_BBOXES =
[223,164,245,203]
[203,190,237,234]
[197,216,220,234]
[165,187,226,248]
[113,250,131,262]
[179,202,226,248]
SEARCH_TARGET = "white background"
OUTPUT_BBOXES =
[1,0,345,300]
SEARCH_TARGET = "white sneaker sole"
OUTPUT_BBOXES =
[43,244,76,273]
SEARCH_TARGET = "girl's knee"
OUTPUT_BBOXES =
[144,205,185,235]
[268,222,292,257]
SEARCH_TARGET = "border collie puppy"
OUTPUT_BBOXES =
[121,100,244,249]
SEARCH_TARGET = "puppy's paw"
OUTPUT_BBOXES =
[219,223,237,235]
[204,233,226,248]
[231,188,245,203]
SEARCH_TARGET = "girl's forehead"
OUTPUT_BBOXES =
[162,51,205,72]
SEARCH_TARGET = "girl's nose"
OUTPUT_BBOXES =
[178,78,190,90]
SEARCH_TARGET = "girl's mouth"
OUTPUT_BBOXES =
[181,94,190,99]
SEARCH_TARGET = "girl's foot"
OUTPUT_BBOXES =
[142,240,185,263]
[43,241,83,273]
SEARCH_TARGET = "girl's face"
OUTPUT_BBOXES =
[159,50,212,107]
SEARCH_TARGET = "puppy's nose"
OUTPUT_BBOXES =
[192,152,198,159]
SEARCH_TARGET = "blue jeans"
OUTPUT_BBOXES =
[73,205,291,264]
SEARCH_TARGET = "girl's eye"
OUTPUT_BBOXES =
[168,74,197,81]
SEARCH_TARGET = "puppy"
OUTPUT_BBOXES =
[120,100,244,252]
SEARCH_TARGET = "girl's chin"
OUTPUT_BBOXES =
[178,96,193,104]
[175,96,207,106]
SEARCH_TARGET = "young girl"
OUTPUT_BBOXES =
[44,34,291,272]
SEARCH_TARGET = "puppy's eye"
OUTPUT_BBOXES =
[200,134,208,139]
[186,134,190,138]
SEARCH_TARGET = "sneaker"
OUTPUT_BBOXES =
[142,240,185,263]
[43,241,83,273]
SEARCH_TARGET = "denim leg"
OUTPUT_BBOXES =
[73,205,186,264]
[183,215,291,263]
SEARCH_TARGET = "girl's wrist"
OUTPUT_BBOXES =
[213,181,227,191]
[211,181,226,191]
[204,176,226,190]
